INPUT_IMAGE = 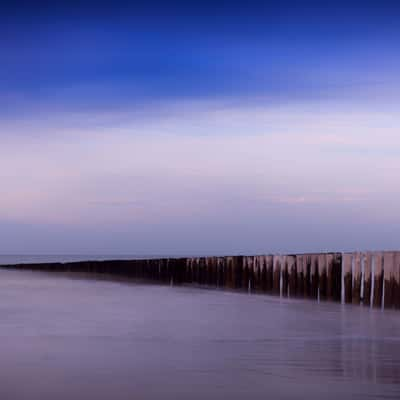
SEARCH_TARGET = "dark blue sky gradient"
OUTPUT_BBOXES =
[1,0,400,115]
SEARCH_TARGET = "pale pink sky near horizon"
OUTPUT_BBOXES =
[1,98,400,255]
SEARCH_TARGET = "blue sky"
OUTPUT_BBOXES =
[1,1,400,254]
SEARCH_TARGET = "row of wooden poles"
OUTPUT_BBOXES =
[1,251,400,309]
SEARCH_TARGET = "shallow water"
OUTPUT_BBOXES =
[0,268,399,400]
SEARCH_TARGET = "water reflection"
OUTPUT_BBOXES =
[0,269,399,400]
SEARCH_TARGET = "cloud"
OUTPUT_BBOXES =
[1,98,400,252]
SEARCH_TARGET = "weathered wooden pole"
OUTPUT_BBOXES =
[212,257,218,286]
[273,255,281,295]
[253,256,261,292]
[296,255,304,297]
[394,252,400,309]
[204,257,211,285]
[310,255,319,299]
[333,253,342,302]
[352,252,362,305]
[266,255,273,292]
[326,254,334,301]
[342,253,352,304]
[242,256,251,291]
[211,257,218,286]
[188,258,194,284]
[216,257,223,288]
[281,256,289,297]
[304,255,312,298]
[372,252,384,308]
[233,256,243,289]
[383,252,395,309]
[259,256,267,292]
[318,254,327,300]
[362,252,372,306]
[287,255,296,297]
[225,256,233,289]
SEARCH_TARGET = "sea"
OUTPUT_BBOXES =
[0,256,399,399]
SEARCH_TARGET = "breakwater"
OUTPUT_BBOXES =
[1,251,400,309]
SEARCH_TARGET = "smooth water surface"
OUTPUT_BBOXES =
[0,268,399,400]
[0,255,168,264]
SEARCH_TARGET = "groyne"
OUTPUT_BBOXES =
[1,251,400,309]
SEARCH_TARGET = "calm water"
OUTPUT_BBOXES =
[0,255,172,264]
[1,268,400,400]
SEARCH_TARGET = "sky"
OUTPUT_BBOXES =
[1,1,400,255]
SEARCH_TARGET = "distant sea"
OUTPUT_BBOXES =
[0,254,181,265]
